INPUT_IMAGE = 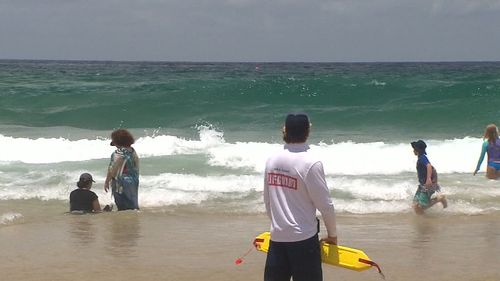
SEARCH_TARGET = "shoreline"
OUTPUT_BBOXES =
[1,209,499,281]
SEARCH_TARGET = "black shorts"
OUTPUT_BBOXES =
[264,234,322,281]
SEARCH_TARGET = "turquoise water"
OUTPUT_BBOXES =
[1,60,500,217]
[2,61,500,141]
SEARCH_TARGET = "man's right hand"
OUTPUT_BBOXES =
[320,236,337,245]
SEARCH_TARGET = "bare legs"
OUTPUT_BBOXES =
[486,166,500,179]
[413,193,447,215]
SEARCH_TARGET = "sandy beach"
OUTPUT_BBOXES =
[1,201,499,281]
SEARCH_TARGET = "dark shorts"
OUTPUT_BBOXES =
[264,234,322,281]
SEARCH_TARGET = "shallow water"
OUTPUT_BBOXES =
[1,202,499,281]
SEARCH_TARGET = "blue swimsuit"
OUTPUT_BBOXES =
[475,139,500,171]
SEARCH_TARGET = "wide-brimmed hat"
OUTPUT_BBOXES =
[411,140,427,154]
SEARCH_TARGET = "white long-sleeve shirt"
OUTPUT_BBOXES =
[264,143,337,242]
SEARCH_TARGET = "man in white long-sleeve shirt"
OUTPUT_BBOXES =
[263,113,337,281]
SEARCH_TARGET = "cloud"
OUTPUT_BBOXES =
[0,0,499,61]
[431,0,500,15]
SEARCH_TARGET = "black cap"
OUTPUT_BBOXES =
[77,173,95,188]
[285,113,310,135]
[411,140,427,154]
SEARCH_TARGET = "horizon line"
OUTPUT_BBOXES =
[1,58,500,64]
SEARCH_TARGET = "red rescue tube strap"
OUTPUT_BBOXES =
[359,258,385,279]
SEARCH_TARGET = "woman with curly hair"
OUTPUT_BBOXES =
[104,129,140,210]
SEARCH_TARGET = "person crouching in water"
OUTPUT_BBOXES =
[70,173,112,213]
[411,140,447,214]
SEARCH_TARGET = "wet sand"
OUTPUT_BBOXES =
[1,207,500,281]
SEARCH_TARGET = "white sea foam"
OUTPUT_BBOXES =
[369,79,386,86]
[332,177,414,201]
[333,198,410,214]
[0,135,110,163]
[138,126,225,157]
[1,126,497,215]
[0,127,484,175]
[0,212,23,225]
[0,169,497,215]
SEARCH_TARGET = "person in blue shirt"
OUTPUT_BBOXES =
[473,124,500,179]
[411,140,447,214]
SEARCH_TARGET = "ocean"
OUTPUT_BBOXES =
[2,60,500,281]
[1,60,500,225]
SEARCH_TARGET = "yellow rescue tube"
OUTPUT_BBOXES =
[254,232,383,275]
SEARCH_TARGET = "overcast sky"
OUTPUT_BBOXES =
[1,0,499,62]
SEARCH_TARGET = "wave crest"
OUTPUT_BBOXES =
[0,128,484,175]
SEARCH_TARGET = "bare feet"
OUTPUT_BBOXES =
[438,195,448,208]
[103,204,113,212]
